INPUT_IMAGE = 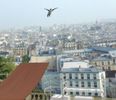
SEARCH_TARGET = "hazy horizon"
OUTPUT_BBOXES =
[0,0,116,30]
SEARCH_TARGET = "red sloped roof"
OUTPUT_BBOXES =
[0,63,48,100]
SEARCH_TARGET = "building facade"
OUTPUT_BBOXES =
[90,56,116,70]
[60,62,106,97]
[106,71,116,98]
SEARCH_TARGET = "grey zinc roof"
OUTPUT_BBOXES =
[92,46,116,53]
[92,56,112,61]
[61,67,102,73]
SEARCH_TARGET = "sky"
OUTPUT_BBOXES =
[0,0,116,29]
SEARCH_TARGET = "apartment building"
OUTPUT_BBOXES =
[60,62,106,97]
[90,56,116,70]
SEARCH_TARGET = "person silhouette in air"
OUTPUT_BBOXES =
[44,8,58,17]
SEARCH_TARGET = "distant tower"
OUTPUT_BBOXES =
[96,20,98,25]
[39,26,42,34]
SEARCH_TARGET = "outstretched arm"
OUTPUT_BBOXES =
[52,7,58,11]
[44,8,49,11]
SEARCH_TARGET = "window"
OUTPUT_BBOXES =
[69,73,72,79]
[87,74,90,79]
[75,74,78,79]
[64,91,67,95]
[81,81,84,87]
[81,74,84,79]
[76,92,79,95]
[75,77,78,79]
[39,95,43,100]
[31,94,34,100]
[75,81,78,87]
[94,82,97,88]
[88,82,91,87]
[70,81,72,87]
[95,62,97,66]
[63,73,66,79]
[95,93,98,96]
[102,61,104,65]
[35,94,38,100]
[82,92,85,96]
[70,92,73,95]
[63,76,66,79]
[108,61,110,65]
[102,67,105,70]
[113,58,115,64]
[108,67,111,70]
[93,74,96,79]
[109,79,112,82]
[88,92,91,96]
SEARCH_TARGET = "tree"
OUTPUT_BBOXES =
[0,57,16,79]
[22,55,30,63]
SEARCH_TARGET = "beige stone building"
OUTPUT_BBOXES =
[63,42,83,50]
[30,56,57,71]
[26,92,52,100]
[90,57,116,70]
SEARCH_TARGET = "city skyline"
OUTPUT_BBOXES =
[0,0,116,29]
